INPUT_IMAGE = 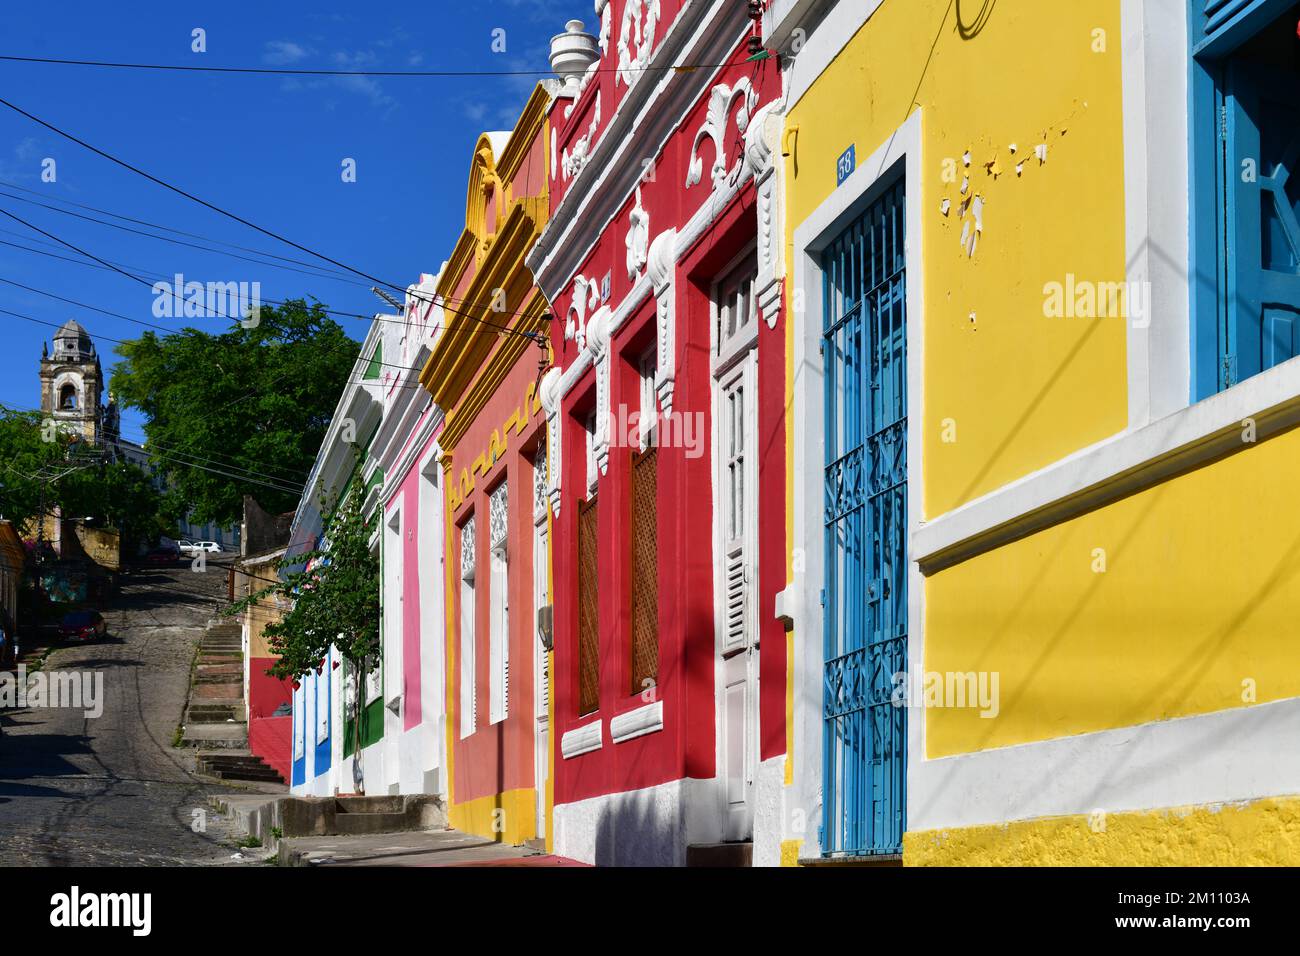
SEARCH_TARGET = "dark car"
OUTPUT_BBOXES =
[58,610,107,642]
[0,613,16,670]
[142,546,181,567]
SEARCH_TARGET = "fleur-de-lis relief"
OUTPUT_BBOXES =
[686,78,758,190]
[616,0,661,88]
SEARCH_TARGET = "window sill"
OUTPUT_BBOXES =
[914,356,1300,573]
[610,700,663,744]
[560,719,603,759]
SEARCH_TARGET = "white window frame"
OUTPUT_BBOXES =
[460,515,477,739]
[293,682,305,759]
[315,653,330,744]
[383,507,403,713]
[638,346,658,449]
[712,245,760,375]
[584,408,599,497]
[488,481,509,725]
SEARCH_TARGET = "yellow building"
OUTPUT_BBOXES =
[420,83,555,848]
[771,0,1300,865]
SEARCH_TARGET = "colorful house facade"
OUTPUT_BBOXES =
[289,319,386,796]
[372,273,449,796]
[529,2,788,865]
[420,83,556,846]
[774,0,1300,865]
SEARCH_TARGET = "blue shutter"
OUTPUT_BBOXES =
[1222,60,1300,386]
[1194,1,1291,53]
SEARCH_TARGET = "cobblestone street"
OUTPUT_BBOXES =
[0,558,248,865]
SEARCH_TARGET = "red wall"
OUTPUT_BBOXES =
[249,715,291,784]
[248,656,293,720]
[448,353,547,805]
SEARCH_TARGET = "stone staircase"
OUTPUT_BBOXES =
[178,622,287,786]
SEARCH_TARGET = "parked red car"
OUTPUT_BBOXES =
[58,610,107,641]
[141,546,181,567]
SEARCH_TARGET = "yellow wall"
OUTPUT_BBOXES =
[904,797,1300,866]
[785,0,1128,519]
[926,423,1300,757]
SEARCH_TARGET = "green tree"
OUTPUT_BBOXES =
[109,299,360,526]
[0,409,164,545]
[225,486,379,785]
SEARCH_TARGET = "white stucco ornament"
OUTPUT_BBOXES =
[647,228,677,418]
[539,368,565,517]
[562,93,602,181]
[625,186,650,281]
[564,274,600,351]
[616,0,661,87]
[686,78,758,190]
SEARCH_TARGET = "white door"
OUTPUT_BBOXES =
[717,352,758,842]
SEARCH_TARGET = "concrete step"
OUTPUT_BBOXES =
[333,812,411,835]
[188,705,239,721]
[180,722,248,749]
[336,795,405,814]
[197,752,286,785]
[686,842,753,867]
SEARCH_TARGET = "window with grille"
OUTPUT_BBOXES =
[460,515,477,738]
[577,493,600,716]
[1192,1,1300,395]
[629,440,658,694]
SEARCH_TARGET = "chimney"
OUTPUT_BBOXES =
[549,19,599,95]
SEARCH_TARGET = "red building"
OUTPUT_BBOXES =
[531,1,787,865]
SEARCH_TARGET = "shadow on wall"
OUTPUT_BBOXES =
[592,789,682,867]
[955,0,997,40]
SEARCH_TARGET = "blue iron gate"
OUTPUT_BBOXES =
[821,177,907,857]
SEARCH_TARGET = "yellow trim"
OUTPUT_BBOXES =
[780,839,803,867]
[904,796,1300,866]
[448,786,540,845]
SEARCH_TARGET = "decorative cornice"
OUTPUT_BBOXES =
[526,1,751,298]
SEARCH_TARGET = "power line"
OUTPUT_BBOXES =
[0,177,363,279]
[0,96,551,345]
[0,187,367,287]
[0,53,742,77]
[0,202,547,343]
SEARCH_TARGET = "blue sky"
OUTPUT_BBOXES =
[0,0,585,439]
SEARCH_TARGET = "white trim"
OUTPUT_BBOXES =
[560,719,603,759]
[789,108,924,856]
[1121,0,1190,428]
[912,352,1300,572]
[769,0,884,112]
[610,700,664,743]
[910,696,1300,832]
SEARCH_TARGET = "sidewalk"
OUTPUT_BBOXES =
[277,828,587,867]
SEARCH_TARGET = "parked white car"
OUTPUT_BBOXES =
[177,540,223,554]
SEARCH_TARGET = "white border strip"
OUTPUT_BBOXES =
[910,696,1300,831]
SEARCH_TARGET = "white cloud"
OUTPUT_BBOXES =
[263,40,313,65]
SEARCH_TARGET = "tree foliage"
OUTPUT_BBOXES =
[227,486,379,683]
[109,299,360,526]
[0,409,165,545]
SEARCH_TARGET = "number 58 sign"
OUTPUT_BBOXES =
[836,144,856,187]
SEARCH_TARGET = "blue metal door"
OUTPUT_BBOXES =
[821,178,907,857]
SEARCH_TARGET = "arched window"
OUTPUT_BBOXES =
[59,383,78,410]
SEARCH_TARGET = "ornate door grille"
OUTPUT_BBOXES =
[821,177,908,857]
[577,494,600,716]
[629,445,658,694]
